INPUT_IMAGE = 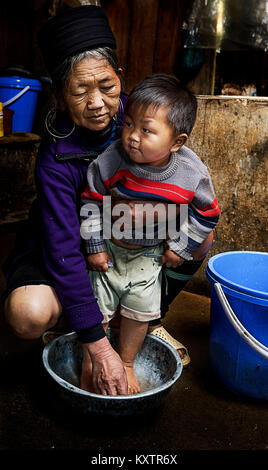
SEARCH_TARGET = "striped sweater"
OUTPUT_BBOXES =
[81,140,220,260]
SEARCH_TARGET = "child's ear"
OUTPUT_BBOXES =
[171,133,188,152]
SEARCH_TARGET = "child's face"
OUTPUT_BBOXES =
[122,104,182,167]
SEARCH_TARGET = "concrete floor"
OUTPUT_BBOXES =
[0,231,267,464]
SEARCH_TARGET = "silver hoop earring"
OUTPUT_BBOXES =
[113,98,124,124]
[118,97,124,115]
[45,108,75,139]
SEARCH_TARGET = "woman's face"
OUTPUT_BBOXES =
[62,56,121,131]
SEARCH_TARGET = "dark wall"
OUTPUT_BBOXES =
[102,0,186,92]
[0,0,187,91]
[0,0,49,77]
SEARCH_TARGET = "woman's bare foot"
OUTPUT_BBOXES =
[123,362,141,394]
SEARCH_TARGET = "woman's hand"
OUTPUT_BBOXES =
[162,249,185,268]
[87,251,110,271]
[86,336,128,396]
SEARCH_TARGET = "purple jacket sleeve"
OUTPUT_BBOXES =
[35,156,104,334]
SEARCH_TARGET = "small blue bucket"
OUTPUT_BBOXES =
[0,75,42,132]
[206,251,268,400]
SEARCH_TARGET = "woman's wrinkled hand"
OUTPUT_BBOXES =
[87,251,111,271]
[162,249,185,268]
[87,336,128,396]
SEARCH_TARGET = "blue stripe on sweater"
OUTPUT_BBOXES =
[188,206,219,227]
[115,182,172,202]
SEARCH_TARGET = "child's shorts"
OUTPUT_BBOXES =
[89,240,164,323]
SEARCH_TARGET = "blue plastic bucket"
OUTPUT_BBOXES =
[206,251,268,400]
[0,76,42,132]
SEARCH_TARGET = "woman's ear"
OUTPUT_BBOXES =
[118,67,126,90]
[170,133,188,152]
[59,102,66,112]
[58,95,66,112]
[51,84,66,111]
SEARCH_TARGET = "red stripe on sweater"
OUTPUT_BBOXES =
[123,179,190,204]
[197,198,221,217]
[81,186,103,201]
[103,169,194,201]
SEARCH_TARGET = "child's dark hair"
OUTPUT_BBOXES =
[125,74,197,136]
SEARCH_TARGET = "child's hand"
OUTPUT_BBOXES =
[162,249,185,268]
[87,252,111,271]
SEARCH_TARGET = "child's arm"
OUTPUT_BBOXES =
[80,159,110,271]
[166,171,220,261]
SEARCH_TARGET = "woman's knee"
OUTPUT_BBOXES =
[4,285,62,339]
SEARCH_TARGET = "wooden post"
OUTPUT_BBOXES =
[126,0,159,92]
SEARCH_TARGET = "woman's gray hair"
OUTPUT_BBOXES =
[52,47,122,94]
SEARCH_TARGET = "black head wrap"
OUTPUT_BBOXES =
[38,6,116,77]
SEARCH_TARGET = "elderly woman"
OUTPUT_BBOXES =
[2,6,213,395]
[3,6,127,396]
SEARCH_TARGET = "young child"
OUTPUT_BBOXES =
[80,74,220,394]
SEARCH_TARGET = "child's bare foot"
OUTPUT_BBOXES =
[123,362,141,394]
[80,345,95,393]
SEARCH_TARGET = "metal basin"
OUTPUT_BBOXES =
[42,329,183,417]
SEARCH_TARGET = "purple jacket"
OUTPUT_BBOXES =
[35,95,126,341]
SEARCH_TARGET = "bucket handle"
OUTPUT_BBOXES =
[3,86,30,108]
[214,283,268,360]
